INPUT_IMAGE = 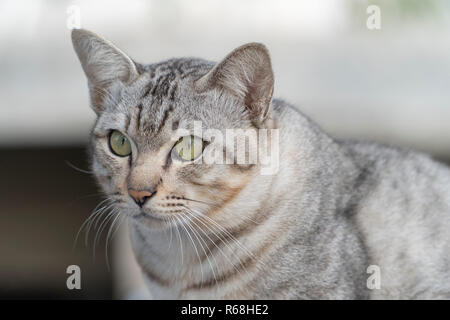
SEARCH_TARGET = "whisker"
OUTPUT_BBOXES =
[188,206,263,266]
[199,212,256,259]
[174,214,204,286]
[183,213,219,287]
[73,197,112,249]
[84,206,108,246]
[182,197,215,206]
[239,215,260,225]
[93,202,116,229]
[86,201,116,246]
[111,214,127,240]
[173,215,184,268]
[65,160,93,174]
[167,216,174,253]
[165,216,176,273]
[93,208,118,259]
[186,209,248,276]
[105,211,122,270]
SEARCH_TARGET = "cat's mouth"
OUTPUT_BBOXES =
[132,209,167,222]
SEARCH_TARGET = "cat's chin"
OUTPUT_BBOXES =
[128,210,171,230]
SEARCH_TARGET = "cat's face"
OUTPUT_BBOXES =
[72,29,274,230]
[89,65,258,229]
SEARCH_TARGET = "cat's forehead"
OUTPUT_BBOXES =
[99,58,249,148]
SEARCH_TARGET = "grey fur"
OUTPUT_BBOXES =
[72,29,450,299]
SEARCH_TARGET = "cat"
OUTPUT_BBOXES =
[72,28,450,299]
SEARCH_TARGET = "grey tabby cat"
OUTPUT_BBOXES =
[72,29,450,299]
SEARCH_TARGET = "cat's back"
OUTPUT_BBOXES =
[341,141,450,299]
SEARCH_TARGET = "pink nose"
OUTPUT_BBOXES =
[128,188,153,207]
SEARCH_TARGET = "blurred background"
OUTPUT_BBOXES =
[0,0,449,299]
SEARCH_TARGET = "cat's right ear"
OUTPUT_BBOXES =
[71,29,139,114]
[194,43,274,126]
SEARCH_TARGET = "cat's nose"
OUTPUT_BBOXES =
[128,188,154,207]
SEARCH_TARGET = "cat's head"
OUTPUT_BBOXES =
[72,29,275,230]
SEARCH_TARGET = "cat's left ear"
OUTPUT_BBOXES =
[194,43,274,125]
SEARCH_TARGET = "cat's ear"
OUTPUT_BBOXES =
[71,29,139,113]
[194,43,274,124]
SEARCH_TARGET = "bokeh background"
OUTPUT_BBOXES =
[0,0,449,299]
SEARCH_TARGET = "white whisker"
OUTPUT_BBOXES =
[182,213,219,287]
[167,216,174,253]
[86,201,116,246]
[173,215,184,268]
[188,206,264,267]
[186,208,248,276]
[174,213,204,286]
[111,214,127,240]
[73,197,112,249]
[93,208,118,259]
[105,211,123,270]
[65,160,93,174]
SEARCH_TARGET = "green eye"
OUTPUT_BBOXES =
[109,130,132,157]
[173,135,203,161]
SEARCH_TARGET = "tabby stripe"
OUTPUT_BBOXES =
[92,133,107,140]
[198,204,273,264]
[180,69,203,79]
[156,104,174,134]
[151,76,163,96]
[142,82,153,98]
[125,114,131,134]
[96,147,121,172]
[135,103,143,132]
[134,227,173,287]
[184,236,272,291]
[141,266,172,287]
[169,83,178,102]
